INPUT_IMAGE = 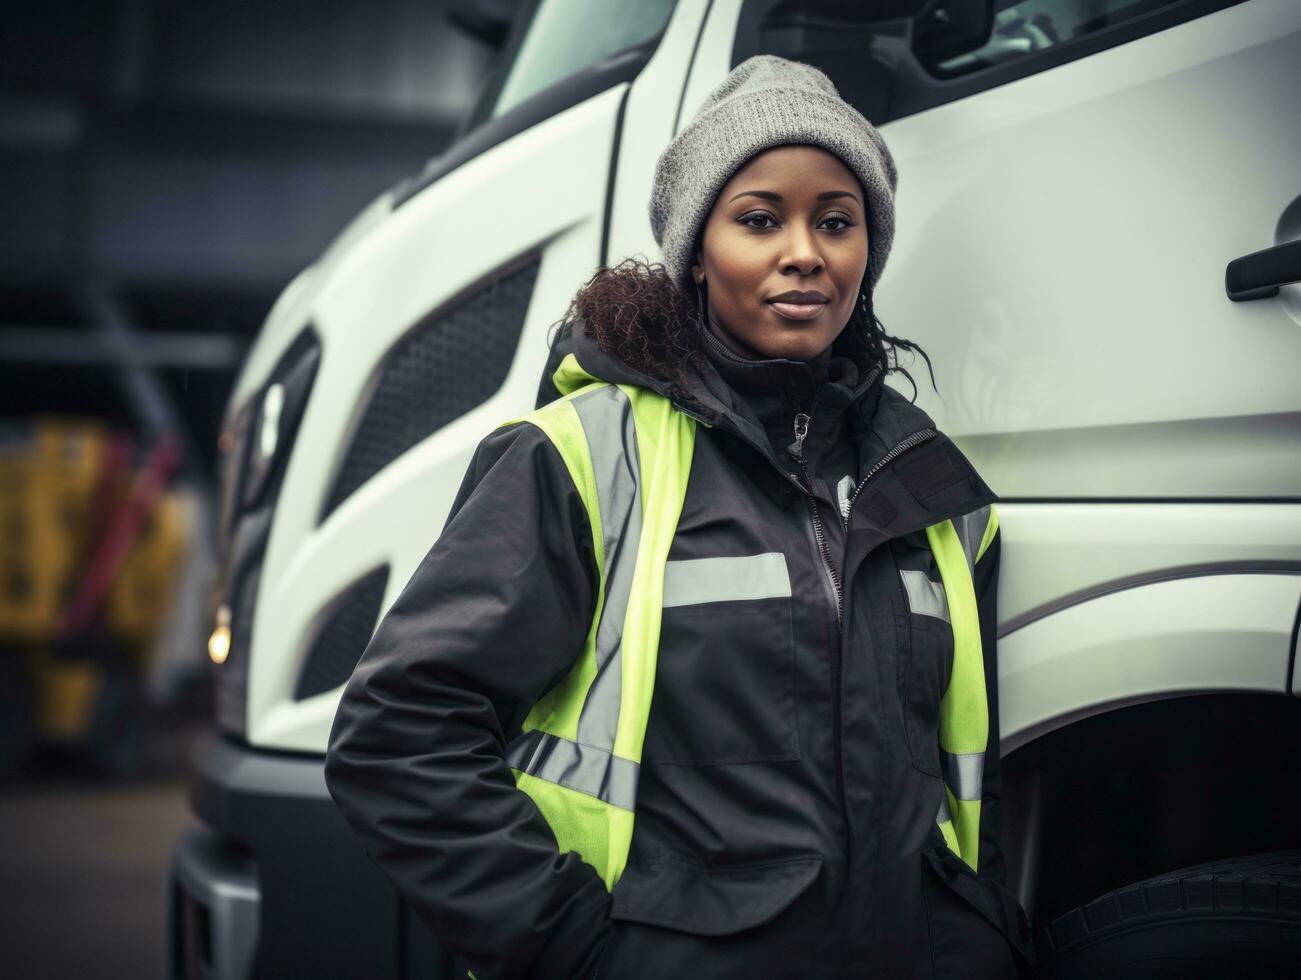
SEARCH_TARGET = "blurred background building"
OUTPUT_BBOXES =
[0,2,513,976]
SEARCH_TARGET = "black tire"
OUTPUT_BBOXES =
[1038,851,1301,979]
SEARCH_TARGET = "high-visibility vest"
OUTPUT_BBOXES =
[500,353,998,890]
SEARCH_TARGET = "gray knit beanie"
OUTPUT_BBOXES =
[649,55,898,300]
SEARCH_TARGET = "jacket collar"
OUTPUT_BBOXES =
[694,323,868,476]
[536,317,879,465]
[535,317,996,535]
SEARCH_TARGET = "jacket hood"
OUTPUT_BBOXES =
[535,316,675,407]
[535,316,946,472]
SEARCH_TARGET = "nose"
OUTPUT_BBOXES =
[779,222,824,277]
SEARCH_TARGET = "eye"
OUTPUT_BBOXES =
[738,211,777,230]
[820,214,854,232]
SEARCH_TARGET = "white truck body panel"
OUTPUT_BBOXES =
[249,84,630,749]
[221,0,1301,754]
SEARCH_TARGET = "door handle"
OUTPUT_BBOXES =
[1225,239,1301,301]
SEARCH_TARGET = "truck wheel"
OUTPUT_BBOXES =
[1038,851,1301,979]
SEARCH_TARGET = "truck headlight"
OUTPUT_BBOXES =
[212,329,320,738]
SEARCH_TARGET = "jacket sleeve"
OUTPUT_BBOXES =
[972,509,1007,889]
[324,420,612,980]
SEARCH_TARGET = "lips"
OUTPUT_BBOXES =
[766,290,829,321]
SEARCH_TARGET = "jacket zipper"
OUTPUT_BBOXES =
[789,415,941,615]
[789,410,939,863]
[788,408,854,857]
[789,412,842,624]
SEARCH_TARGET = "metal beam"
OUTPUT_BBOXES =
[0,326,247,369]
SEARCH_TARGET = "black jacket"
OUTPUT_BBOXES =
[324,318,1033,979]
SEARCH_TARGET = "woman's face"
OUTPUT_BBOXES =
[691,143,869,363]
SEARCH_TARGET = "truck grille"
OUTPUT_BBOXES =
[320,255,539,521]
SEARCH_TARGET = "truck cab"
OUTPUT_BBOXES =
[169,1,1301,976]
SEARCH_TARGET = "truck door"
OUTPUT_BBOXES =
[706,0,1301,739]
[721,0,1301,498]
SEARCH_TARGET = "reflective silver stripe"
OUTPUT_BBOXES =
[572,386,642,752]
[941,750,984,802]
[951,505,991,576]
[506,729,638,811]
[936,792,952,825]
[662,553,791,608]
[899,568,949,623]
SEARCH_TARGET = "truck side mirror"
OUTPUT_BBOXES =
[911,0,996,68]
[741,1,996,75]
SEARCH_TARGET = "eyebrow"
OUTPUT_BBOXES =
[728,189,861,205]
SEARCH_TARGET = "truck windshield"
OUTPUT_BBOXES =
[478,0,677,123]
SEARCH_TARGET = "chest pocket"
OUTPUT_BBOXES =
[642,553,798,767]
[892,533,954,778]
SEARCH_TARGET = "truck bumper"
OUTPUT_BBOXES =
[169,828,259,980]
[167,734,455,979]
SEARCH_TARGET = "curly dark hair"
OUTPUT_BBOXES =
[556,256,938,403]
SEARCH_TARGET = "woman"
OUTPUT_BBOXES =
[325,56,1033,979]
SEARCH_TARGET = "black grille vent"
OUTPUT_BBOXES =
[294,566,389,700]
[321,257,540,520]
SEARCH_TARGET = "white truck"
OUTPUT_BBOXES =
[168,1,1301,977]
